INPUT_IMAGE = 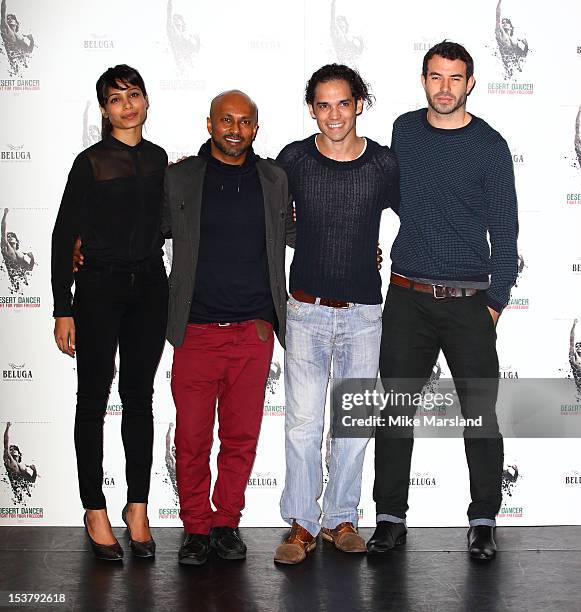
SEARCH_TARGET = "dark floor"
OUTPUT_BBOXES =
[0,527,580,612]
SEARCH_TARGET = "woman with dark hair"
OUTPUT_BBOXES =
[51,65,168,561]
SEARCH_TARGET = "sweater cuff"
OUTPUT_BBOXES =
[53,302,73,318]
[485,295,504,314]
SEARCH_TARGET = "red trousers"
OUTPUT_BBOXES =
[171,321,274,534]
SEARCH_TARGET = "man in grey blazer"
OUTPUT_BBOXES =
[163,90,294,566]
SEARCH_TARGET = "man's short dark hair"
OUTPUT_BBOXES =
[422,41,474,80]
[305,63,374,108]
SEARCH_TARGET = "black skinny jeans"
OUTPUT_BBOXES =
[374,283,503,522]
[72,255,168,509]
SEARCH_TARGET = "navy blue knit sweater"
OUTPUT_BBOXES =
[390,109,518,312]
[277,135,399,304]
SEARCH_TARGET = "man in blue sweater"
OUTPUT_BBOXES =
[273,64,399,564]
[368,41,518,561]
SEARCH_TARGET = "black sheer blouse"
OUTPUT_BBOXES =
[51,135,167,317]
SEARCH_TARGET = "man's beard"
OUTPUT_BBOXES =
[212,135,251,158]
[426,91,467,116]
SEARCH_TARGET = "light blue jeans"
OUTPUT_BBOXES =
[280,295,382,536]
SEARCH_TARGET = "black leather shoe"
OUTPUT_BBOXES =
[210,527,247,560]
[366,521,407,554]
[121,504,156,559]
[467,525,497,561]
[83,512,123,561]
[178,533,210,566]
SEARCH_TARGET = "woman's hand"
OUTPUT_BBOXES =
[54,317,76,357]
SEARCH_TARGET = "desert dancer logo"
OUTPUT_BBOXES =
[494,0,529,80]
[422,362,442,395]
[488,0,533,94]
[330,0,363,64]
[82,101,101,149]
[0,506,42,518]
[0,0,34,77]
[156,424,179,519]
[164,422,178,501]
[561,106,581,176]
[514,254,526,287]
[501,464,519,498]
[574,107,580,169]
[266,360,282,395]
[498,463,523,518]
[504,297,529,311]
[0,208,36,297]
[1,422,38,505]
[568,319,581,400]
[263,404,285,417]
[106,403,122,416]
[166,0,200,74]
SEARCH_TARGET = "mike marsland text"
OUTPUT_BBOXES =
[341,415,483,428]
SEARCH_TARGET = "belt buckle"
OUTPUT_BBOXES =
[433,285,447,299]
[218,322,231,327]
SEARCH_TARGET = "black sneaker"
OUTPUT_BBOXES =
[210,527,247,560]
[178,533,210,566]
[366,521,407,554]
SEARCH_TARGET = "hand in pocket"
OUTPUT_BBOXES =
[255,319,272,342]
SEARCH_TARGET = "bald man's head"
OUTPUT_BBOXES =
[207,89,259,165]
[209,90,258,121]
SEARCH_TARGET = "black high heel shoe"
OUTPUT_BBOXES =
[83,512,123,561]
[121,504,156,558]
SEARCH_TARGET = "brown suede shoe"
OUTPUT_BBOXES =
[274,521,316,564]
[321,522,366,553]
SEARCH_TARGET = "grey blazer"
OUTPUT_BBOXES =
[162,154,295,349]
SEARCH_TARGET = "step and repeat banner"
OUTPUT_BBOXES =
[1,0,581,527]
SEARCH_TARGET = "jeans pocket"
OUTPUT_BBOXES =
[287,296,307,321]
[357,303,383,323]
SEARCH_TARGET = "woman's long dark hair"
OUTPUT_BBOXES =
[96,64,147,140]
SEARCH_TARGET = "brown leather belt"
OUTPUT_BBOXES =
[291,289,351,308]
[390,273,478,299]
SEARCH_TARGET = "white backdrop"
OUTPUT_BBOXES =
[1,0,581,527]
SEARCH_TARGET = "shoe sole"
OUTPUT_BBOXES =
[274,541,316,565]
[366,534,407,554]
[213,548,246,561]
[178,555,208,566]
[321,531,367,553]
[131,551,155,559]
[93,554,123,562]
[469,551,496,561]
